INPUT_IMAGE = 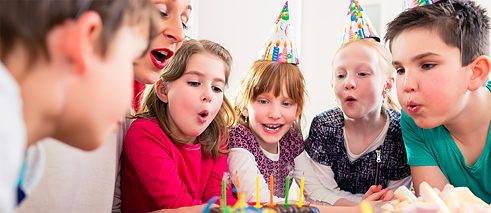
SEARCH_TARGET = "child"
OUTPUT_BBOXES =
[111,0,192,211]
[121,39,236,212]
[228,60,306,203]
[227,1,305,203]
[385,0,491,203]
[0,0,158,211]
[299,0,411,206]
[300,38,411,206]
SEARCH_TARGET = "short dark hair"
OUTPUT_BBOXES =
[385,0,490,66]
[0,0,159,63]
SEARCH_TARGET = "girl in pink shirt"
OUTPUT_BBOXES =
[122,39,236,212]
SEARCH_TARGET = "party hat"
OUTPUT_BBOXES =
[403,0,441,11]
[258,1,299,64]
[342,0,380,44]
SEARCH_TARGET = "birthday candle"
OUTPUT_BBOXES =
[297,175,305,207]
[222,174,226,208]
[283,175,290,207]
[269,174,274,207]
[360,200,373,213]
[255,173,261,208]
[235,174,241,201]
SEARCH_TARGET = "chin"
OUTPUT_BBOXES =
[135,73,159,84]
[413,118,441,129]
[58,134,105,151]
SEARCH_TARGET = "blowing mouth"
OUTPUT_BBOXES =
[198,110,209,118]
[345,96,357,102]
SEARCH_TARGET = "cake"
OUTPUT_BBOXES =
[207,205,320,213]
[380,182,491,213]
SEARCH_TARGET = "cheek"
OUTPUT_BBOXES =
[285,108,298,123]
[211,95,224,113]
[333,83,343,97]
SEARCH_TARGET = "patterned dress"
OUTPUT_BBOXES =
[228,124,304,197]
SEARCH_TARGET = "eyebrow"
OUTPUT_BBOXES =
[184,70,225,84]
[392,52,440,66]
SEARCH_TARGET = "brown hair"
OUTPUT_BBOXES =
[0,0,159,64]
[235,61,306,133]
[136,40,235,159]
[335,39,401,111]
[385,0,490,66]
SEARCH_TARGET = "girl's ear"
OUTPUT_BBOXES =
[384,77,394,95]
[241,107,249,118]
[155,80,169,103]
[66,11,103,75]
[468,55,491,91]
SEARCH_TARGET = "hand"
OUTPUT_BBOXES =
[363,185,394,202]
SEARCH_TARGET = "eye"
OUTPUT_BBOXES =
[212,86,223,93]
[258,99,268,104]
[395,67,405,75]
[282,101,293,107]
[187,81,200,87]
[336,73,346,79]
[181,17,189,30]
[421,63,436,70]
[358,72,369,77]
[159,11,168,18]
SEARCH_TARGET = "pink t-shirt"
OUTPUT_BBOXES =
[122,118,235,212]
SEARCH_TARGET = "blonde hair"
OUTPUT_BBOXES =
[235,61,306,132]
[136,40,236,159]
[335,39,401,111]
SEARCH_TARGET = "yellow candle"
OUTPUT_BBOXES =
[297,176,305,207]
[360,200,373,213]
[269,174,274,207]
[255,174,261,208]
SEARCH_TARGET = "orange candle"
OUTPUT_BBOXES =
[269,174,274,207]
[235,174,241,200]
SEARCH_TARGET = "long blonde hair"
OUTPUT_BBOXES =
[235,60,306,133]
[135,40,236,159]
[335,39,401,111]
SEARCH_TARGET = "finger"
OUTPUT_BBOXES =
[365,189,386,201]
[382,190,394,201]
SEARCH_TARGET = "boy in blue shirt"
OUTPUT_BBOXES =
[384,0,491,203]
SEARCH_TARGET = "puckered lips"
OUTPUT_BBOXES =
[406,100,422,114]
[198,110,209,123]
[150,48,174,70]
[345,95,357,105]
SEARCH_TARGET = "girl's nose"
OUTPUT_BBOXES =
[268,105,281,119]
[344,78,356,90]
[201,89,212,103]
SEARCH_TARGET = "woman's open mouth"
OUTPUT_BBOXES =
[150,48,174,69]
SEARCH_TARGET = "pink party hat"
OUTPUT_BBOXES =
[342,0,380,44]
[258,1,299,64]
[404,0,441,11]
